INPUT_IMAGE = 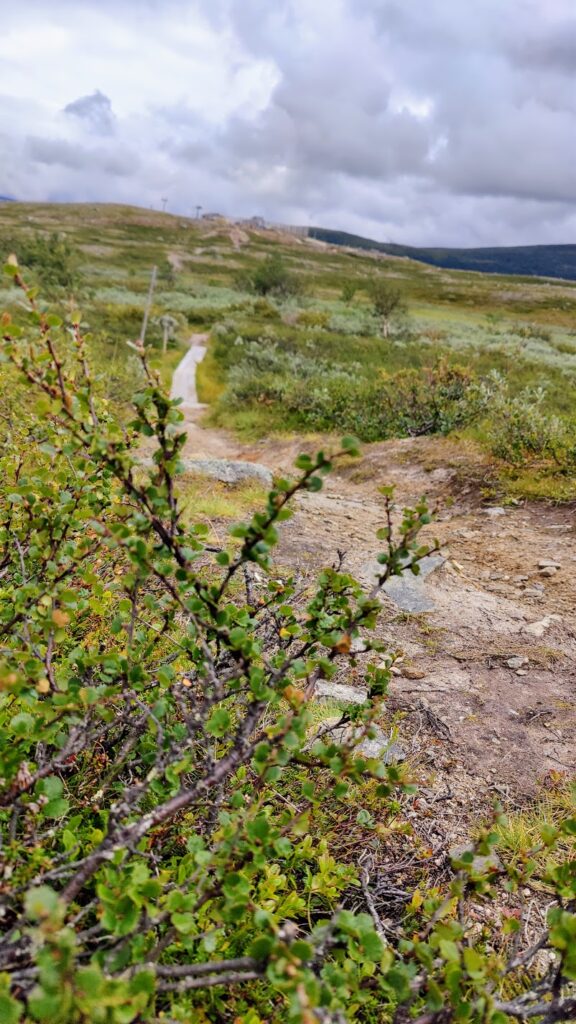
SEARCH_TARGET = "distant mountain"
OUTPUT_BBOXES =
[0,195,16,203]
[309,228,576,282]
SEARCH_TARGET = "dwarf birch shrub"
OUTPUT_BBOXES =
[484,375,576,467]
[0,264,575,1023]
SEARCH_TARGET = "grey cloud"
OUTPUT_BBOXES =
[510,23,576,73]
[64,90,115,135]
[1,0,576,245]
[27,136,135,177]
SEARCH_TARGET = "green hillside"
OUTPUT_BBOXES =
[1,201,575,498]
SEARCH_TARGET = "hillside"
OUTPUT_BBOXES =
[1,200,575,1023]
[310,226,576,281]
[1,200,575,499]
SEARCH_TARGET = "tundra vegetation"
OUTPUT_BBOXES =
[0,206,575,1023]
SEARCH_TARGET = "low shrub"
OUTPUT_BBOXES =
[296,309,331,330]
[1,231,80,292]
[219,337,490,442]
[485,375,576,467]
[246,254,302,298]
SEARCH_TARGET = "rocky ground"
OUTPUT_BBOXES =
[172,340,576,833]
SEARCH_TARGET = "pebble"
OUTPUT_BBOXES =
[516,669,529,677]
[539,566,558,578]
[505,656,528,669]
[538,559,562,569]
[401,666,427,680]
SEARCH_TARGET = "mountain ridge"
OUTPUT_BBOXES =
[309,227,576,282]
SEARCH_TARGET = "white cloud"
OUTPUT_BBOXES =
[0,0,575,244]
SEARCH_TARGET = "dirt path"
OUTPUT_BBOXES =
[171,336,243,461]
[172,347,576,809]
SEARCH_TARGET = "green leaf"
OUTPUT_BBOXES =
[38,776,63,800]
[10,712,34,736]
[43,798,70,819]
[360,928,384,960]
[171,912,196,935]
[249,935,274,960]
[439,939,460,962]
[291,940,314,961]
[0,992,21,1024]
[463,946,485,978]
[206,708,231,737]
[24,885,62,922]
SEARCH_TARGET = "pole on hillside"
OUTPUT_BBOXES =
[140,265,157,348]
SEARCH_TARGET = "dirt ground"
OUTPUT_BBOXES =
[175,342,576,821]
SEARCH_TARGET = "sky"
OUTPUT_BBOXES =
[0,0,575,246]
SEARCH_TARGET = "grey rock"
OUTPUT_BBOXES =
[326,724,406,764]
[505,656,528,669]
[181,459,273,487]
[380,553,446,613]
[539,566,558,578]
[315,681,368,705]
[524,615,562,638]
[355,727,406,764]
[538,559,562,569]
[482,506,507,517]
[450,843,503,874]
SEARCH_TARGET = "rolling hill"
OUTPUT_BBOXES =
[309,227,576,282]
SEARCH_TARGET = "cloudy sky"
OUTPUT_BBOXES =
[1,0,575,246]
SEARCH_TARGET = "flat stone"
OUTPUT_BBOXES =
[315,681,368,705]
[379,554,446,613]
[310,720,406,764]
[345,726,406,764]
[538,559,562,569]
[524,615,562,638]
[181,459,273,487]
[539,566,558,578]
[482,507,507,517]
[401,666,427,680]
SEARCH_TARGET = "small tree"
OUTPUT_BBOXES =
[250,254,300,298]
[340,280,358,304]
[369,279,405,338]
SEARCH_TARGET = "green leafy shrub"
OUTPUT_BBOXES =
[296,310,331,330]
[1,231,79,291]
[1,266,575,1023]
[485,376,576,466]
[247,254,302,298]
[220,338,489,441]
[340,281,358,303]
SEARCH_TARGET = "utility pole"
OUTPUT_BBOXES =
[139,265,157,347]
[161,197,168,213]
